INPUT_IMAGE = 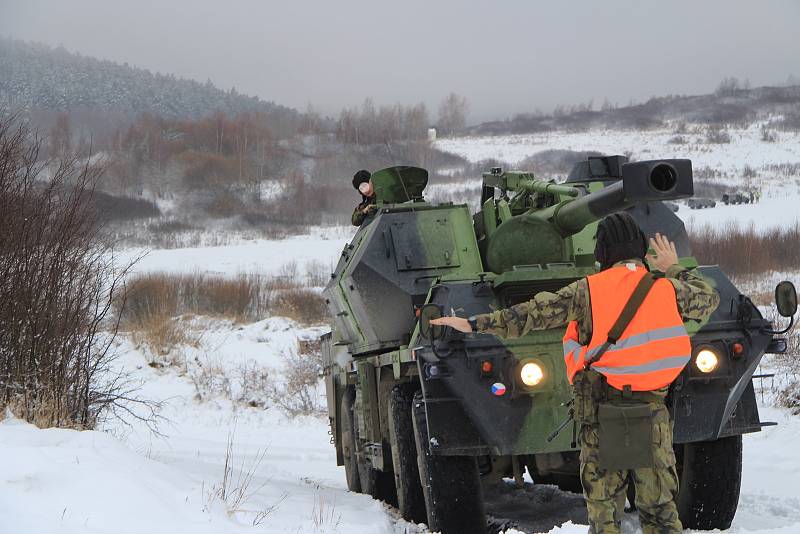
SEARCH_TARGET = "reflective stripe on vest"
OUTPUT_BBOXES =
[562,264,691,391]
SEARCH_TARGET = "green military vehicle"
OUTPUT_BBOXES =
[321,158,797,534]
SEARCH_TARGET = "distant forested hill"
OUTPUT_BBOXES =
[0,38,299,122]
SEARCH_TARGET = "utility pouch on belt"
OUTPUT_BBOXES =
[598,403,654,470]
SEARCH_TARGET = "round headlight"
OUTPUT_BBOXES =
[520,362,544,386]
[695,349,719,373]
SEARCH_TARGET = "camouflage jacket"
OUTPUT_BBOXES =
[351,196,377,226]
[473,260,720,344]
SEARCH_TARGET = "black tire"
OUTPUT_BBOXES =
[358,453,397,506]
[676,435,742,530]
[348,394,397,506]
[388,385,426,523]
[340,388,361,493]
[412,393,486,534]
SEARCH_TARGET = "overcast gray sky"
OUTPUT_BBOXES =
[2,0,799,122]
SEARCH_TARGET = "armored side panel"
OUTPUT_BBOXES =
[324,203,483,355]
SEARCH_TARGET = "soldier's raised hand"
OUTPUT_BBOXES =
[429,316,473,333]
[646,232,679,272]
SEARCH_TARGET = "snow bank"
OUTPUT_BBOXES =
[0,415,233,534]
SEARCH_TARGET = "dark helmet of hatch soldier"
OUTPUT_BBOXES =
[594,212,648,270]
[352,170,371,190]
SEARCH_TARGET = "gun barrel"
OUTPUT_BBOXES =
[518,180,580,197]
[547,159,694,236]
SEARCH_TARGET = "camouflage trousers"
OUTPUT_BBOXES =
[579,402,682,534]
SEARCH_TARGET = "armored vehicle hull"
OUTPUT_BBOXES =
[322,160,792,534]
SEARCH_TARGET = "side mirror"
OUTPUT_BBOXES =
[419,304,444,340]
[775,281,798,318]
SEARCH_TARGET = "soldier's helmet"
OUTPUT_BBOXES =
[352,170,371,190]
[594,212,648,270]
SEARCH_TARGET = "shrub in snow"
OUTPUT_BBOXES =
[236,361,273,408]
[706,127,732,144]
[189,357,232,402]
[0,117,142,429]
[271,340,324,416]
[761,125,778,143]
[778,382,800,415]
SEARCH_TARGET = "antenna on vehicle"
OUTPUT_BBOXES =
[385,141,413,202]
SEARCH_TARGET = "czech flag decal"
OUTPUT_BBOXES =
[491,382,507,396]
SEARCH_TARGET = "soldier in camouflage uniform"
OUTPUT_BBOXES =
[432,213,719,534]
[351,169,377,226]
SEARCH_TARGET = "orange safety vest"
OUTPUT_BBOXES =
[562,264,691,391]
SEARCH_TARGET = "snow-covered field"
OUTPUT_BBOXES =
[3,125,800,533]
[434,124,800,230]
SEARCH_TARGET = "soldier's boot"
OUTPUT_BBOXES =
[631,465,683,534]
[581,460,628,534]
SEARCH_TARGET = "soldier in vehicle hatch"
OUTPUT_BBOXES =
[431,212,720,534]
[351,169,377,226]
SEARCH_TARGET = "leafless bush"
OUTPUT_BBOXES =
[742,165,758,178]
[694,166,726,180]
[0,117,147,430]
[132,315,195,363]
[689,223,800,275]
[761,162,800,177]
[715,76,747,97]
[148,218,196,234]
[189,357,232,401]
[270,340,324,416]
[305,260,331,288]
[761,125,778,143]
[768,308,800,413]
[236,361,272,408]
[273,288,328,325]
[121,272,268,325]
[778,383,800,414]
[667,135,688,145]
[705,127,731,144]
[121,268,326,338]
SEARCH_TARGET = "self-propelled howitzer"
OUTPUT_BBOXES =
[321,157,795,534]
[478,157,693,273]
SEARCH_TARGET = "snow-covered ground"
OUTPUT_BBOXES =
[116,225,352,277]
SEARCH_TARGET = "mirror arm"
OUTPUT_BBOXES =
[761,314,795,336]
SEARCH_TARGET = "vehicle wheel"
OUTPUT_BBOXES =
[676,435,742,530]
[357,450,397,506]
[340,387,361,493]
[350,399,397,506]
[388,384,426,523]
[412,393,486,534]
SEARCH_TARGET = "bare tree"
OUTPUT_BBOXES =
[437,92,469,137]
[48,113,72,158]
[0,117,155,430]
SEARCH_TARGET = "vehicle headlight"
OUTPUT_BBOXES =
[519,362,544,386]
[695,349,719,373]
